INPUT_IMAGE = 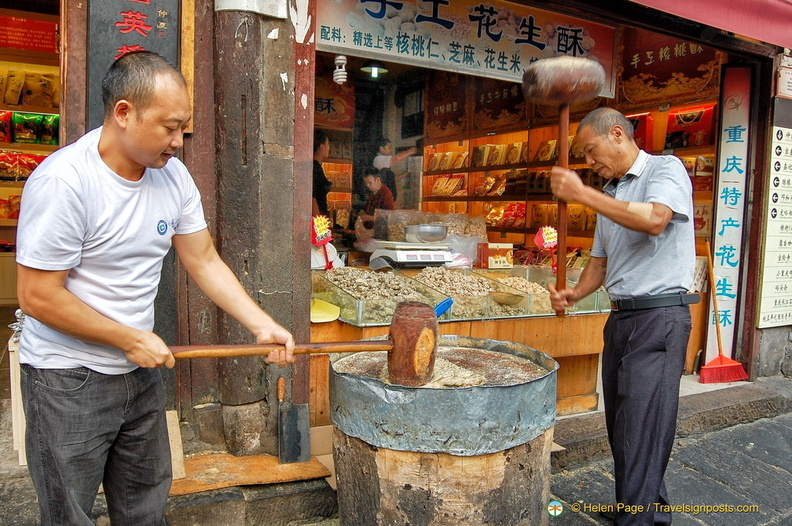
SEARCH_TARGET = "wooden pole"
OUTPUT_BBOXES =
[556,103,570,317]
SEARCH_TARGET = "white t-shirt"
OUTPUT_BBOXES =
[372,154,391,170]
[16,127,208,374]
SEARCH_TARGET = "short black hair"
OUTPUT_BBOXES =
[363,167,380,179]
[578,107,635,141]
[377,137,391,150]
[101,51,186,117]
[314,129,329,153]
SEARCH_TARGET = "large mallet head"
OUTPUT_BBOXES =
[388,301,438,387]
[522,56,606,106]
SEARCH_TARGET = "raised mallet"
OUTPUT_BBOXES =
[522,56,606,313]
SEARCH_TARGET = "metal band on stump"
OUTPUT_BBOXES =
[388,301,438,386]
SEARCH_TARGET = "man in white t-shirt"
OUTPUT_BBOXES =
[372,137,417,170]
[16,51,295,525]
[372,138,416,203]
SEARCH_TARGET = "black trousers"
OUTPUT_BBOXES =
[602,305,691,526]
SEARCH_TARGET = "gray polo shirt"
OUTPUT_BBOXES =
[591,150,695,299]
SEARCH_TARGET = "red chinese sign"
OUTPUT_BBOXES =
[0,15,58,54]
[618,27,723,109]
[87,0,180,128]
[314,76,355,130]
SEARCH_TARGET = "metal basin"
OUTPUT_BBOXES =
[405,224,448,243]
[330,335,558,456]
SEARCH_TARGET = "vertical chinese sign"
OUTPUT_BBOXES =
[705,66,752,363]
[87,0,180,129]
[316,0,616,96]
[758,97,792,328]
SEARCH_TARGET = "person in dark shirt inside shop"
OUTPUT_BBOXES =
[359,167,395,229]
[312,129,332,217]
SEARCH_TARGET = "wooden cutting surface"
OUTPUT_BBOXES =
[169,453,331,496]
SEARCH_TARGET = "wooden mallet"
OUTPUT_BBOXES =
[522,56,606,311]
[171,300,438,387]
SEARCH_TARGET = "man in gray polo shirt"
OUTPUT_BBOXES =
[548,107,697,525]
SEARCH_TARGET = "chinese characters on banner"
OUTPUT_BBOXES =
[87,0,180,129]
[759,98,792,328]
[316,0,616,96]
[0,15,58,53]
[618,27,721,109]
[705,66,751,363]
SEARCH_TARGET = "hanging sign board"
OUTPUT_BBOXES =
[0,14,58,54]
[87,0,180,130]
[704,66,751,362]
[316,0,616,98]
[315,75,355,130]
[618,27,722,109]
[758,97,792,328]
[777,67,792,100]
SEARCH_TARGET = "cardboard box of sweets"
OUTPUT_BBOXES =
[477,243,514,269]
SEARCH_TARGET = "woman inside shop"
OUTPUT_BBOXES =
[312,129,332,217]
[358,167,395,229]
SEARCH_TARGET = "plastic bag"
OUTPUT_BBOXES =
[446,233,487,266]
[354,216,375,243]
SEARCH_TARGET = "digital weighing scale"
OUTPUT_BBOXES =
[370,240,453,268]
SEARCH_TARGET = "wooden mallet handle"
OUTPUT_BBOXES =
[172,301,438,388]
[172,341,393,359]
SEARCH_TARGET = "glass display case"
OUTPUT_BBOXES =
[311,269,450,327]
[396,267,532,320]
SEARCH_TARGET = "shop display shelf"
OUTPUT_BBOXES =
[310,270,451,328]
[470,268,555,316]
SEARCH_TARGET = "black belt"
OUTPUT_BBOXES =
[610,292,700,312]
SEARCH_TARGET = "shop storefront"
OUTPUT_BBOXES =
[305,0,789,431]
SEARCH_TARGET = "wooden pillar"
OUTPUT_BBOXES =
[175,0,222,428]
[212,4,312,455]
[61,0,88,142]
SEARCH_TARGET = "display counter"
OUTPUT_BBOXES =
[306,258,709,427]
[307,264,610,425]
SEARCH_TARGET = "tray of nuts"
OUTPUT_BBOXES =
[499,266,609,313]
[472,269,555,315]
[399,267,531,321]
[312,268,451,327]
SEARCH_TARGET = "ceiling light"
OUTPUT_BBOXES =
[361,60,388,79]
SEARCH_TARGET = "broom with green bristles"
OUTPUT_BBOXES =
[699,240,748,383]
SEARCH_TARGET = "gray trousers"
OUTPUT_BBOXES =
[21,364,171,526]
[602,305,691,526]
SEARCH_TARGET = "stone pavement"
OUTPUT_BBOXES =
[551,411,792,525]
[2,375,791,525]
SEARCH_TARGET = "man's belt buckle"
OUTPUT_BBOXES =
[610,292,700,312]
